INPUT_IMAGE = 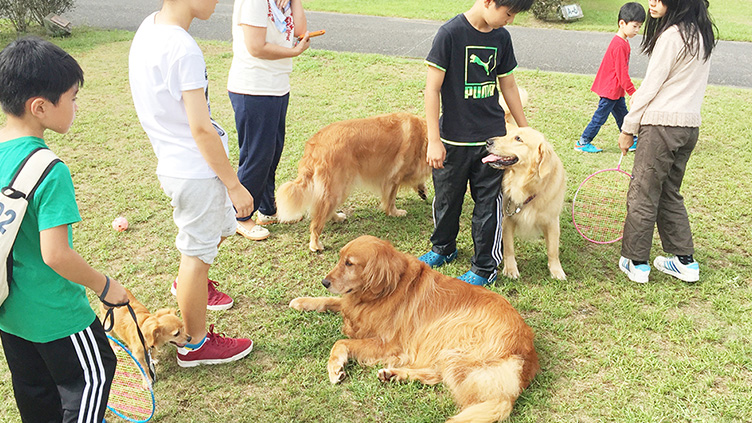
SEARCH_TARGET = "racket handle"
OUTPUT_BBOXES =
[617,152,625,170]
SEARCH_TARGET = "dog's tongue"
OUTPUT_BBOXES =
[482,154,502,164]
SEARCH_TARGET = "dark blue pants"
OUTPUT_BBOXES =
[228,92,289,220]
[580,96,628,143]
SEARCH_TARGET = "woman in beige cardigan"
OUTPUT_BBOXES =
[616,0,717,284]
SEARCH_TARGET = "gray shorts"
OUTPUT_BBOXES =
[158,176,237,264]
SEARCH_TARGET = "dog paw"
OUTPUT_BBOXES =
[550,268,567,280]
[378,368,398,382]
[332,212,347,223]
[309,240,324,252]
[502,266,520,279]
[390,209,407,217]
[327,365,346,384]
[289,297,309,310]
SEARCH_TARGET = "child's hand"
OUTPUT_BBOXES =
[275,0,290,9]
[426,141,446,169]
[618,132,634,154]
[294,34,311,55]
[228,184,255,219]
[100,277,128,308]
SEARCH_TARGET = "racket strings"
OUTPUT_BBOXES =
[107,342,154,421]
[573,170,631,243]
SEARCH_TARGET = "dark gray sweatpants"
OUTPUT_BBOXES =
[621,125,699,261]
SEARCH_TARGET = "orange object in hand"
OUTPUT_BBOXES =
[298,30,325,41]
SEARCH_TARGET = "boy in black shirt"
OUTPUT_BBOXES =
[421,0,533,286]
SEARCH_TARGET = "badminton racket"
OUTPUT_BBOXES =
[105,334,155,422]
[572,153,632,244]
[101,297,156,423]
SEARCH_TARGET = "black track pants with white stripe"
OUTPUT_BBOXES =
[430,143,504,279]
[1,317,116,423]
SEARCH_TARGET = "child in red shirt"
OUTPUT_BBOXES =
[575,2,645,153]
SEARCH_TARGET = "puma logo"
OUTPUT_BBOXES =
[469,54,493,76]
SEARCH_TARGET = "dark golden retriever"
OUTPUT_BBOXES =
[276,113,430,252]
[483,126,567,280]
[289,235,538,423]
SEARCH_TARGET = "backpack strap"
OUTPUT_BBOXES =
[2,148,61,298]
[3,148,61,201]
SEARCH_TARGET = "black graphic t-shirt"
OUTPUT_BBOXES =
[426,14,517,143]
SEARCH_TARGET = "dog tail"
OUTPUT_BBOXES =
[444,355,529,423]
[276,170,314,223]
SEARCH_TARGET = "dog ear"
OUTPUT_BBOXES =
[362,241,404,298]
[536,142,553,179]
[140,317,159,349]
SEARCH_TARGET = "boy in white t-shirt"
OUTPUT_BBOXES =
[227,0,312,237]
[129,0,254,367]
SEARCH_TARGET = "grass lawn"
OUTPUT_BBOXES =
[0,29,751,422]
[302,0,752,42]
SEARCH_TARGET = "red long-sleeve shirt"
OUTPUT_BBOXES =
[591,35,636,100]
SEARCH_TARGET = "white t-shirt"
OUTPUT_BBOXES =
[129,12,229,179]
[227,0,294,96]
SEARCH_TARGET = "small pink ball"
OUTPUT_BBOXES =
[112,216,128,232]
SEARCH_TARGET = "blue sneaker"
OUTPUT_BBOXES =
[628,138,637,152]
[574,141,602,153]
[418,250,458,268]
[619,256,650,283]
[457,270,496,286]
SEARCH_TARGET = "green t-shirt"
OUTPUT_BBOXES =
[0,136,96,342]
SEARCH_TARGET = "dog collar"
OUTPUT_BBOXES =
[503,195,536,217]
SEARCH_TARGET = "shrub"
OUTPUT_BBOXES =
[0,0,75,33]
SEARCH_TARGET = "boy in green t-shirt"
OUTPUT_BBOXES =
[0,37,128,422]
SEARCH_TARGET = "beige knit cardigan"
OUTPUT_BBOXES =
[622,25,711,135]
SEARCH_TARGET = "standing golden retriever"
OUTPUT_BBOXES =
[483,127,567,280]
[289,235,538,423]
[276,113,430,252]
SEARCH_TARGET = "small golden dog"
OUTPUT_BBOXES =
[290,235,538,423]
[276,113,430,252]
[483,126,567,280]
[101,288,191,384]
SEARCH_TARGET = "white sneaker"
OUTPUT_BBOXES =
[619,256,650,283]
[653,256,699,282]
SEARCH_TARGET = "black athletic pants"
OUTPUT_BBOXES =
[1,318,116,423]
[430,143,504,279]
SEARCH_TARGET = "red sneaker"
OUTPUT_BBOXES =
[171,278,234,311]
[176,325,253,368]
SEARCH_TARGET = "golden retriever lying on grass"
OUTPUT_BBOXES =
[276,113,430,252]
[483,127,567,280]
[290,235,538,423]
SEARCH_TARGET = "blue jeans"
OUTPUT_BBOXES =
[228,92,289,221]
[580,96,628,144]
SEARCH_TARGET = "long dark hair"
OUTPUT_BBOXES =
[641,0,717,61]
